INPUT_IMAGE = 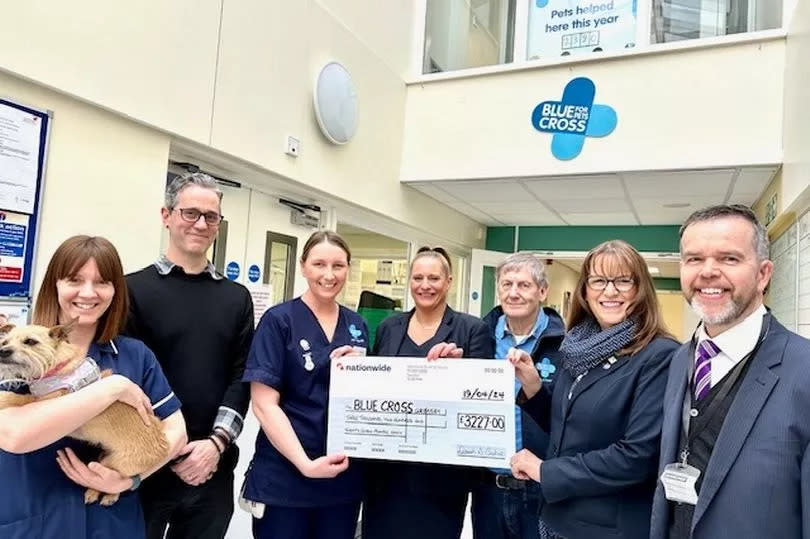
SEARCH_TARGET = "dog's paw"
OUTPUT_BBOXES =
[84,488,101,504]
[99,493,120,506]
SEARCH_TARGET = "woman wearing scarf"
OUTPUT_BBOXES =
[508,240,679,539]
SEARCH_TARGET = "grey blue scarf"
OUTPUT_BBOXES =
[558,317,639,377]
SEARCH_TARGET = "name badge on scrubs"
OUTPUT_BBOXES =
[660,463,700,505]
[300,339,315,371]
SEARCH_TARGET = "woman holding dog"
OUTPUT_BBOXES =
[243,230,369,539]
[0,235,187,539]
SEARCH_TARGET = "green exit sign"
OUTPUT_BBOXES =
[765,192,778,226]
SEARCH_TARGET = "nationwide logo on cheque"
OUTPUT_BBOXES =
[531,77,617,160]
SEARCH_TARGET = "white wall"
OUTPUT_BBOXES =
[0,71,170,295]
[782,0,810,214]
[0,1,220,143]
[210,0,483,248]
[0,1,483,250]
[401,38,785,181]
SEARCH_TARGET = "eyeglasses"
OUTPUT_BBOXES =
[586,275,635,292]
[174,208,223,226]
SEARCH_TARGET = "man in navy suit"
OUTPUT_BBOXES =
[651,204,810,539]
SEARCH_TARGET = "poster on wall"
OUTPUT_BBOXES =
[0,102,43,214]
[248,284,273,328]
[527,0,637,59]
[0,98,51,303]
[0,211,29,283]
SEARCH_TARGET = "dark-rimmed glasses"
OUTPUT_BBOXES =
[174,207,223,226]
[586,275,635,292]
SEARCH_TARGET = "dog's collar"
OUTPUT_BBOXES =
[42,357,75,378]
[29,357,102,397]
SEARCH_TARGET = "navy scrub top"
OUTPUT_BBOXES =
[0,336,181,539]
[243,297,369,508]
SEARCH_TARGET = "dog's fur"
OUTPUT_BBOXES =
[0,322,168,505]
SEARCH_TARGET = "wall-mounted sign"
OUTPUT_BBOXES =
[0,98,50,305]
[531,77,617,160]
[248,264,261,283]
[528,0,637,59]
[765,192,778,226]
[226,261,240,281]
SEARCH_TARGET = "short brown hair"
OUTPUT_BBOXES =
[567,240,672,356]
[679,204,769,261]
[300,231,352,264]
[33,236,128,343]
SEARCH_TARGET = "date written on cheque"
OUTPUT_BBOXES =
[457,413,506,432]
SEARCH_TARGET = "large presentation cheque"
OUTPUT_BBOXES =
[327,357,516,468]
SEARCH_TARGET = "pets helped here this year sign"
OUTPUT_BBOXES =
[528,0,637,59]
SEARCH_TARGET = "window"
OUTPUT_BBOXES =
[651,0,782,43]
[527,0,638,59]
[423,0,516,73]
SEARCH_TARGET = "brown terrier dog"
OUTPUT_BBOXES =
[0,322,168,505]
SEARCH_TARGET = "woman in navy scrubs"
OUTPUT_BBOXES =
[363,247,494,539]
[0,235,187,539]
[243,230,369,539]
[509,240,679,539]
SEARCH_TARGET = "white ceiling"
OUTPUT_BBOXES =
[407,166,778,226]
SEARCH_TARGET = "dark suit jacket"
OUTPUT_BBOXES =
[651,315,810,539]
[521,335,678,539]
[366,306,493,497]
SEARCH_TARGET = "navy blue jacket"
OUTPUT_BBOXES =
[651,315,810,539]
[367,306,493,497]
[483,306,565,460]
[521,335,678,539]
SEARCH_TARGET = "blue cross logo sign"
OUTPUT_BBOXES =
[531,77,617,160]
[537,357,556,380]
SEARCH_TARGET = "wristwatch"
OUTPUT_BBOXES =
[129,474,142,491]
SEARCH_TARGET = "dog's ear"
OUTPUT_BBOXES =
[0,323,15,336]
[49,318,78,342]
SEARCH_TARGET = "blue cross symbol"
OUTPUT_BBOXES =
[536,357,556,380]
[531,77,617,160]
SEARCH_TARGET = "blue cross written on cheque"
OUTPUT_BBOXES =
[537,357,556,380]
[531,77,617,160]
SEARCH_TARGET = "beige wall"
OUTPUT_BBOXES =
[781,0,810,215]
[0,71,170,295]
[544,261,579,320]
[658,291,686,342]
[0,1,483,251]
[753,168,783,225]
[401,39,785,182]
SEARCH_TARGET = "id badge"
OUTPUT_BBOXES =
[237,480,265,519]
[660,463,700,505]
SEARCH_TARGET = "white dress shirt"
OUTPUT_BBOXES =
[696,304,766,386]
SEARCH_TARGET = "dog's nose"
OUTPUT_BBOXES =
[0,348,12,358]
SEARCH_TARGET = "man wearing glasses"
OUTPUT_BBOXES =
[126,172,254,539]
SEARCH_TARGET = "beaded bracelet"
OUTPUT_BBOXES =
[207,435,224,455]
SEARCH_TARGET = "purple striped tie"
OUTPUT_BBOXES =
[694,339,720,400]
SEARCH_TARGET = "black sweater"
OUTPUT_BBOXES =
[125,265,253,440]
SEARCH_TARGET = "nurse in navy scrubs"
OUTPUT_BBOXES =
[363,247,494,539]
[0,235,187,539]
[243,230,369,539]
